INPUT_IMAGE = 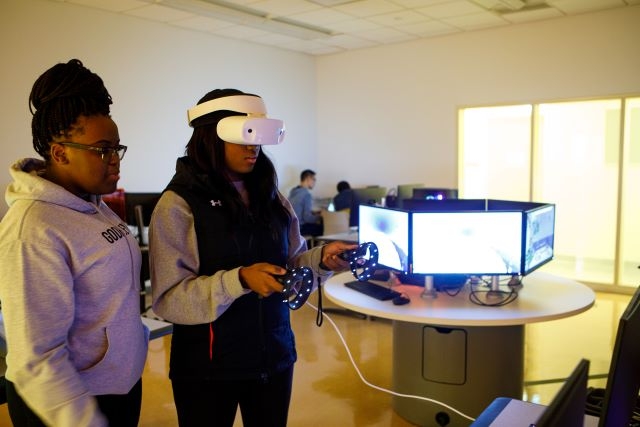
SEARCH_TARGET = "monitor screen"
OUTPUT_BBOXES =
[396,183,424,201]
[353,186,387,205]
[358,205,410,273]
[411,211,523,275]
[524,204,555,275]
[351,186,388,226]
[412,188,458,201]
[124,192,161,226]
[599,286,640,427]
[535,359,589,427]
[402,198,486,212]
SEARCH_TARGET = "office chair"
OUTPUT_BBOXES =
[320,209,350,235]
[101,188,127,221]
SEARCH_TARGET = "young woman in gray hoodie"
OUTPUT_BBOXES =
[0,59,149,427]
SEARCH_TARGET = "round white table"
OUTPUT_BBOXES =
[323,271,595,427]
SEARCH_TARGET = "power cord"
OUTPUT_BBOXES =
[315,277,324,327]
[468,276,519,307]
[305,301,476,423]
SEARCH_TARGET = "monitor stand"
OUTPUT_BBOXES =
[487,276,502,298]
[421,275,437,299]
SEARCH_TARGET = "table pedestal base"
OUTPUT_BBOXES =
[392,321,524,427]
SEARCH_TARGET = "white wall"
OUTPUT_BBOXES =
[0,0,317,217]
[2,1,639,218]
[315,6,640,197]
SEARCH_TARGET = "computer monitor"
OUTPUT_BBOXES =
[412,187,458,201]
[524,204,556,275]
[353,186,387,206]
[396,183,424,201]
[411,210,523,275]
[402,198,485,212]
[124,192,161,226]
[351,186,388,226]
[535,359,590,427]
[358,205,410,273]
[598,285,640,427]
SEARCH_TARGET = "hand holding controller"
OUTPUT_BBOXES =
[277,266,313,310]
[276,242,378,310]
[338,241,379,281]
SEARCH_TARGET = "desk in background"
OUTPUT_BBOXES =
[313,230,359,245]
[142,316,173,340]
[323,271,595,427]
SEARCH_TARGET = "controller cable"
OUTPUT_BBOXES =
[303,300,476,423]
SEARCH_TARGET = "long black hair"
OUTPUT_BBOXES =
[186,88,291,233]
[29,59,112,160]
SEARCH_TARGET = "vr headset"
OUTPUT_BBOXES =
[187,94,285,146]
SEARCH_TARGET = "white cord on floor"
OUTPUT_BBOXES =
[305,301,476,423]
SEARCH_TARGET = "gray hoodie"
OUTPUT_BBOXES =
[0,158,149,426]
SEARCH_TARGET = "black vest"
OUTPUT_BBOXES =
[165,158,295,381]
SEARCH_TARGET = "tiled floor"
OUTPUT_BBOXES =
[0,289,633,426]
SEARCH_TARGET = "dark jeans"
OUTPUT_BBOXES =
[6,378,142,427]
[172,365,294,427]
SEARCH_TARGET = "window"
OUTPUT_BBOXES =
[620,98,640,286]
[459,97,639,290]
[459,105,532,201]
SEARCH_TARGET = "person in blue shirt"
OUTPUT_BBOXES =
[288,169,323,236]
[332,180,352,211]
[332,180,358,227]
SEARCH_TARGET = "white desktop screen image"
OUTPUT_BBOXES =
[358,205,410,273]
[524,204,555,274]
[411,211,523,275]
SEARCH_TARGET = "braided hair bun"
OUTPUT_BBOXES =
[29,59,112,158]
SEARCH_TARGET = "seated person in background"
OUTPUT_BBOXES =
[333,180,357,227]
[333,180,353,211]
[288,169,323,236]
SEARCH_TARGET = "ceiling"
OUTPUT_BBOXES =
[50,0,639,55]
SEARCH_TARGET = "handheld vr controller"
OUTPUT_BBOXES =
[338,241,379,282]
[277,242,379,310]
[278,266,314,310]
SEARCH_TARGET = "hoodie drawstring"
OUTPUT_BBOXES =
[209,323,214,360]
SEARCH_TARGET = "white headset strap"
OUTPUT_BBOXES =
[187,95,267,125]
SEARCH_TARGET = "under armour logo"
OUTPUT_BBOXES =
[210,200,222,207]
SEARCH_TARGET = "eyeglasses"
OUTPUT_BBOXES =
[58,141,127,162]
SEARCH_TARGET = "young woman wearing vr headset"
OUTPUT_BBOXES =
[148,88,355,427]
